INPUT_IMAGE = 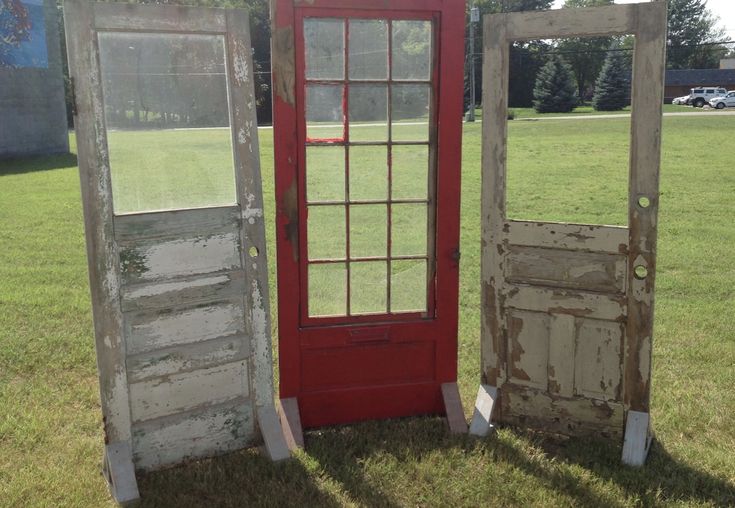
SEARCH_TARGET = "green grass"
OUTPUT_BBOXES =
[482,103,691,119]
[1,115,735,506]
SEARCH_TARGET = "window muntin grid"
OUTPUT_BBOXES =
[303,16,434,318]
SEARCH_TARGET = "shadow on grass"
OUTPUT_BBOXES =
[0,152,77,176]
[132,418,734,507]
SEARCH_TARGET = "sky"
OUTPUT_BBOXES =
[551,0,734,40]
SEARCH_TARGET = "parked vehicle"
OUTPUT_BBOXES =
[687,87,728,107]
[709,91,735,109]
[672,95,690,105]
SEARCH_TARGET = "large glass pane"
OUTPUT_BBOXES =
[392,84,430,142]
[308,205,345,260]
[392,20,432,80]
[350,261,388,315]
[350,204,387,258]
[349,19,388,80]
[309,263,347,317]
[307,146,345,202]
[304,18,344,80]
[392,145,429,200]
[349,84,388,142]
[350,146,388,201]
[392,203,428,256]
[97,32,235,215]
[391,259,427,312]
[306,84,344,141]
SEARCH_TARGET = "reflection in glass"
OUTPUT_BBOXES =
[392,20,432,80]
[305,18,344,80]
[306,84,344,140]
[392,84,430,142]
[307,146,345,202]
[308,205,346,260]
[392,145,429,200]
[309,263,347,317]
[349,84,388,142]
[391,259,427,312]
[97,32,235,215]
[392,203,428,256]
[350,146,388,201]
[349,19,388,80]
[351,261,388,315]
[350,204,387,258]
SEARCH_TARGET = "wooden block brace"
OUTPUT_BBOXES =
[256,404,291,461]
[103,441,139,506]
[278,397,305,450]
[441,382,468,434]
[469,384,499,437]
[622,410,653,466]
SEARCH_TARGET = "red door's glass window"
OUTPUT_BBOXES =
[303,16,434,319]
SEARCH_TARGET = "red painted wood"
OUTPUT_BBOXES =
[273,0,464,427]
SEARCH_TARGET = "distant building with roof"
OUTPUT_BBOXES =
[665,65,735,102]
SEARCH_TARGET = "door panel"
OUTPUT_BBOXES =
[65,2,283,486]
[273,0,464,428]
[477,3,667,444]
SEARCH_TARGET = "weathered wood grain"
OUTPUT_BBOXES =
[506,245,627,294]
[118,231,241,285]
[506,285,626,321]
[505,220,628,254]
[132,399,254,471]
[574,318,623,401]
[441,382,469,434]
[547,314,576,397]
[93,1,227,32]
[505,4,637,41]
[125,300,245,355]
[507,310,549,390]
[113,206,240,242]
[499,384,625,438]
[126,334,249,383]
[120,271,246,312]
[129,360,248,422]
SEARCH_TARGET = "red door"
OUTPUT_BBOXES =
[272,0,464,428]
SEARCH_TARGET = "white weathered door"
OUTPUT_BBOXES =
[64,1,287,503]
[470,2,667,467]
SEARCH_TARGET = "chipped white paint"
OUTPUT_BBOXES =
[124,274,231,300]
[249,278,273,407]
[129,360,248,422]
[127,301,244,355]
[120,232,241,282]
[575,319,622,400]
[132,400,254,471]
[232,40,250,84]
[506,220,628,253]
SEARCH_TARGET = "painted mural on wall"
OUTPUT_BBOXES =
[0,0,48,68]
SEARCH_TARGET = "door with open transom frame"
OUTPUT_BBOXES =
[273,0,464,429]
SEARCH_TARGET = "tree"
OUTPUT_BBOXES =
[467,0,553,109]
[533,55,578,113]
[592,47,630,111]
[667,0,727,69]
[557,0,614,102]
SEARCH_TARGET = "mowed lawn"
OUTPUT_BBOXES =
[1,115,734,506]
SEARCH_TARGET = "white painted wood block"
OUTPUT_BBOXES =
[256,404,291,461]
[622,410,652,467]
[469,384,498,437]
[104,441,139,505]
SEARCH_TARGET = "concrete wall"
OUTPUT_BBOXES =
[0,0,69,159]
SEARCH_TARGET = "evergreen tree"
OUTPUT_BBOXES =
[667,0,726,69]
[533,55,578,113]
[592,48,630,111]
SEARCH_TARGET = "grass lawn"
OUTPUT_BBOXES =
[1,114,734,506]
[479,103,693,119]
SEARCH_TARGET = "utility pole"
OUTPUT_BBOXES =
[466,5,479,122]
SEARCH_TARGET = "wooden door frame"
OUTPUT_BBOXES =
[468,2,667,467]
[65,1,287,502]
[271,0,466,445]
